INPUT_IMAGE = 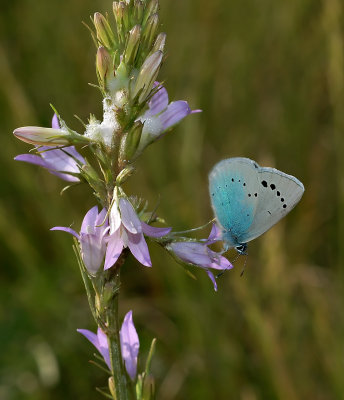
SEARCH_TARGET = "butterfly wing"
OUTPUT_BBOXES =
[240,166,305,243]
[209,158,260,246]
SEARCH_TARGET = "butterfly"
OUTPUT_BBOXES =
[209,157,304,255]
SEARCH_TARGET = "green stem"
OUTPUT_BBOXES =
[106,268,128,400]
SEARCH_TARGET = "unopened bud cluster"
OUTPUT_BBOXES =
[14,0,199,212]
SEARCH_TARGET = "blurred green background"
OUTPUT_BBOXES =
[1,0,344,399]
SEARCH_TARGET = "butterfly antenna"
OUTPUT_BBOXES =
[216,252,241,278]
[240,253,248,277]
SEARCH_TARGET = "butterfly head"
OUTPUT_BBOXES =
[235,243,248,255]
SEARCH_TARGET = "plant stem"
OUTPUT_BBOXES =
[106,268,128,400]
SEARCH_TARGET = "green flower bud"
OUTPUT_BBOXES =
[108,377,117,399]
[96,46,113,83]
[143,0,159,26]
[142,13,159,50]
[94,12,115,49]
[133,0,144,25]
[120,121,143,162]
[13,126,87,146]
[152,32,166,53]
[124,25,141,65]
[132,51,163,102]
[113,1,127,42]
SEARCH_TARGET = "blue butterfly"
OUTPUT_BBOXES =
[209,157,304,254]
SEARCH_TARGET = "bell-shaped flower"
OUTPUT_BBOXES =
[136,82,201,152]
[77,327,111,370]
[169,224,232,291]
[14,114,85,182]
[78,310,139,381]
[105,197,171,270]
[119,310,139,381]
[51,206,108,275]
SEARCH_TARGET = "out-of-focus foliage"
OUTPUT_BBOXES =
[1,0,343,399]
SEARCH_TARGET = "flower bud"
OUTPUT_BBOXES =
[113,1,126,42]
[120,121,143,162]
[132,51,163,102]
[94,12,115,49]
[143,0,159,26]
[133,0,144,24]
[124,25,141,65]
[108,377,116,399]
[152,32,166,53]
[13,127,71,146]
[96,46,113,82]
[142,13,159,50]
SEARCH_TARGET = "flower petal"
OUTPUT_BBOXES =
[160,101,192,130]
[206,223,223,244]
[141,222,171,237]
[119,198,142,234]
[97,328,111,370]
[14,154,50,168]
[50,226,79,239]
[120,311,139,381]
[52,114,60,130]
[109,202,121,234]
[81,206,99,234]
[77,328,111,370]
[104,231,124,270]
[206,270,218,291]
[126,231,152,267]
[80,233,105,275]
[145,83,169,116]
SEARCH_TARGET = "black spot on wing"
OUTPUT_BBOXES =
[261,180,267,187]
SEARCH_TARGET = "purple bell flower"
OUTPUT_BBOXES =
[78,310,139,381]
[51,206,108,275]
[105,197,171,269]
[169,224,232,291]
[119,310,139,381]
[14,114,85,182]
[77,327,111,370]
[137,82,201,152]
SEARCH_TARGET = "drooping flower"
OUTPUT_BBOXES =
[78,310,139,381]
[119,310,139,381]
[77,327,111,370]
[136,82,201,152]
[51,206,108,275]
[105,197,171,269]
[14,115,85,182]
[169,224,232,291]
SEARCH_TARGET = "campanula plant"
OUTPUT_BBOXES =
[13,1,228,399]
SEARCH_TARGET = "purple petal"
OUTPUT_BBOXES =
[160,101,192,130]
[206,248,232,270]
[206,223,223,244]
[15,154,50,168]
[170,241,231,270]
[81,206,99,234]
[126,231,152,267]
[96,328,111,370]
[146,83,169,116]
[52,114,60,130]
[206,270,218,291]
[104,231,124,270]
[80,233,105,274]
[77,328,111,370]
[120,311,139,381]
[40,147,84,173]
[50,226,79,239]
[119,198,142,234]
[141,222,171,237]
[170,242,214,268]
